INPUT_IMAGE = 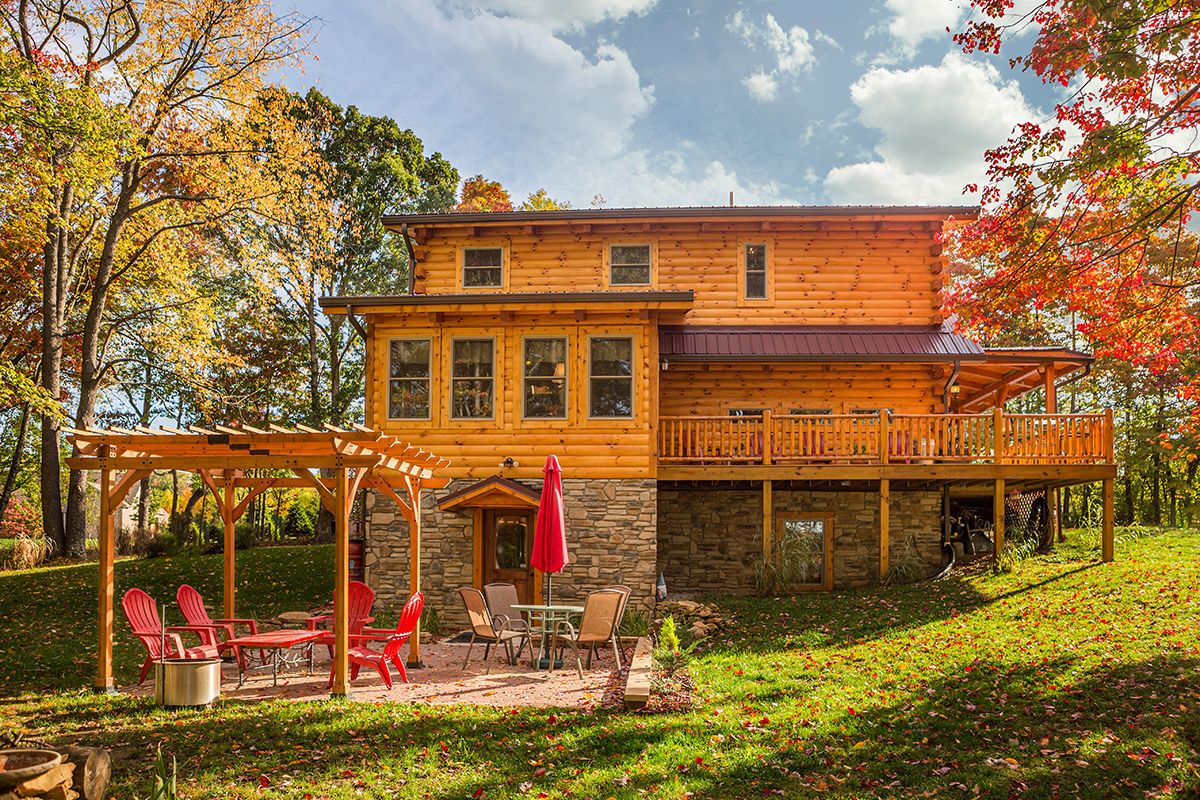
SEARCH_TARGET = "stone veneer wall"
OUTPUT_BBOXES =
[657,486,943,594]
[366,478,657,628]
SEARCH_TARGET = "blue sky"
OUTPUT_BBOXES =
[282,0,1053,208]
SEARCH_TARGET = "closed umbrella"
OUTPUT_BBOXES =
[531,454,569,606]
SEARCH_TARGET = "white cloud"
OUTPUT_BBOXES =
[824,53,1038,204]
[879,0,966,59]
[727,10,824,102]
[356,1,797,207]
[450,0,658,31]
[744,71,778,102]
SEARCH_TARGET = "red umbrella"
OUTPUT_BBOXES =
[532,454,569,604]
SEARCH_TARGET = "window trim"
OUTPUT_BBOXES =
[449,336,497,421]
[460,245,506,290]
[386,336,433,421]
[521,335,569,421]
[738,240,771,304]
[773,511,834,592]
[586,334,636,420]
[605,241,654,287]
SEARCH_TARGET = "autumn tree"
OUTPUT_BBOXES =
[455,174,513,212]
[518,188,571,211]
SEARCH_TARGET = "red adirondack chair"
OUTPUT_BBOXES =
[122,588,220,685]
[176,584,259,667]
[327,592,423,689]
[306,580,376,657]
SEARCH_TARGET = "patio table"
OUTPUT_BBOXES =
[511,603,585,670]
[224,629,324,688]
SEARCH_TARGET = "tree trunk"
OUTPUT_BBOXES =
[0,403,32,522]
[64,164,137,556]
[39,185,69,553]
[136,362,153,533]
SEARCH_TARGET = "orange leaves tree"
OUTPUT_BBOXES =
[946,1,1200,373]
[455,174,513,212]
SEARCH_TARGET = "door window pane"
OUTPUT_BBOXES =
[388,339,431,419]
[589,337,633,417]
[493,514,528,570]
[524,337,567,418]
[451,338,495,419]
[463,247,503,287]
[780,517,828,585]
[610,244,651,285]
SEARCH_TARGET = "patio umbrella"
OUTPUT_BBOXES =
[531,454,569,605]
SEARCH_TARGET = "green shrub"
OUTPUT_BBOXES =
[420,604,443,636]
[284,494,319,539]
[144,532,185,559]
[234,520,258,550]
[653,614,696,677]
[620,608,652,638]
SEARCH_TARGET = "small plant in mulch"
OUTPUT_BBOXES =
[644,615,696,713]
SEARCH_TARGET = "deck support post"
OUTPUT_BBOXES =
[331,466,351,698]
[941,484,951,545]
[1043,366,1058,549]
[221,478,236,619]
[407,482,424,668]
[993,478,1005,563]
[761,479,773,566]
[95,460,116,693]
[879,478,890,580]
[1101,478,1114,562]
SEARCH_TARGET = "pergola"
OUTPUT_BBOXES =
[65,422,448,698]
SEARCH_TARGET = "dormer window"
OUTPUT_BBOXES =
[463,247,504,288]
[609,244,651,286]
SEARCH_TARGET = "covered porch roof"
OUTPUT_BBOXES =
[65,422,447,698]
[955,347,1092,413]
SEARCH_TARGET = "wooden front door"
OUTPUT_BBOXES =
[483,509,536,603]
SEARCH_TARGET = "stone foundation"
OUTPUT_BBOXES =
[366,478,657,628]
[657,486,943,594]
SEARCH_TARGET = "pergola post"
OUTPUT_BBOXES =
[408,481,423,668]
[95,461,116,693]
[331,466,351,698]
[222,478,236,619]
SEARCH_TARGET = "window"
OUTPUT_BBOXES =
[744,243,767,299]
[728,408,767,417]
[790,408,832,416]
[523,337,568,419]
[462,247,503,288]
[775,514,833,590]
[388,339,431,419]
[609,244,651,285]
[451,338,495,419]
[589,337,634,418]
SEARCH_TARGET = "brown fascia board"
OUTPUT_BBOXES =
[981,347,1094,363]
[319,290,695,312]
[383,204,980,229]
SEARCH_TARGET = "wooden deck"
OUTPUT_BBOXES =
[657,410,1112,469]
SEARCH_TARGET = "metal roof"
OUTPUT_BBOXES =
[659,326,987,362]
[385,204,979,228]
[319,290,695,311]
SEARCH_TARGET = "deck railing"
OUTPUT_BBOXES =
[656,410,1113,466]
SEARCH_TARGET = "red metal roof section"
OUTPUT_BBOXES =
[658,325,986,362]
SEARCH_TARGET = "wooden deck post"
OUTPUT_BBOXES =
[762,479,773,565]
[408,483,423,667]
[993,478,1005,562]
[1043,366,1058,547]
[762,410,772,465]
[879,478,890,580]
[1102,478,1114,562]
[95,463,116,693]
[331,466,351,698]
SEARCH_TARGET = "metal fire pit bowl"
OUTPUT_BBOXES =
[0,749,63,788]
[155,658,222,707]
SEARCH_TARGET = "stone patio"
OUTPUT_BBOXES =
[123,640,622,709]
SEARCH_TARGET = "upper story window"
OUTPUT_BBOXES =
[451,338,495,419]
[388,339,431,420]
[609,244,651,286]
[462,247,504,288]
[729,408,767,417]
[589,337,634,418]
[744,243,768,300]
[523,337,568,419]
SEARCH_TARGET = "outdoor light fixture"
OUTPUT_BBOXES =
[500,457,519,468]
[950,384,961,395]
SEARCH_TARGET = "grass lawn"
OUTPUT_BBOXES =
[1,530,1198,798]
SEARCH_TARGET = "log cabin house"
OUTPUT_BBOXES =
[319,206,1116,622]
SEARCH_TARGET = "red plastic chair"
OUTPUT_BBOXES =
[306,580,376,657]
[328,592,424,689]
[176,584,259,667]
[122,588,219,685]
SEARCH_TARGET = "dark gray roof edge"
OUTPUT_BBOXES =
[385,205,980,227]
[662,353,986,363]
[319,290,695,308]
